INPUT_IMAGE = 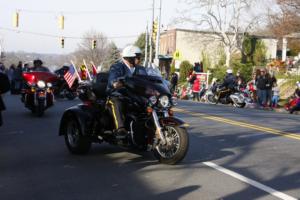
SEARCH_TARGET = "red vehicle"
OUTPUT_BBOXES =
[284,97,298,111]
[22,71,57,116]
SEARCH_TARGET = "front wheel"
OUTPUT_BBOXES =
[64,89,76,100]
[233,102,246,108]
[64,117,91,154]
[207,93,217,104]
[153,126,189,165]
[36,101,45,117]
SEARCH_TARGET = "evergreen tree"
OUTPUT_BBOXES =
[134,33,155,63]
[104,42,120,69]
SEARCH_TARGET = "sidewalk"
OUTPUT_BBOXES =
[246,103,300,115]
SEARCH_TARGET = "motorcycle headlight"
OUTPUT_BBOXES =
[159,95,170,108]
[37,80,46,88]
[47,82,52,88]
[149,96,157,105]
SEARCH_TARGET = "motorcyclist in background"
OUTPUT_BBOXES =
[106,45,147,138]
[216,69,236,103]
[290,82,300,114]
[29,59,50,72]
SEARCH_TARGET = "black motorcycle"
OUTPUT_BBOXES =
[59,73,189,164]
[206,82,247,108]
[53,66,78,100]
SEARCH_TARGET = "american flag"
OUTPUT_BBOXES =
[64,65,77,88]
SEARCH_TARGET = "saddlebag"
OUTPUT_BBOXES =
[92,72,109,99]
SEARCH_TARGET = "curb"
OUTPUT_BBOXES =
[184,100,300,115]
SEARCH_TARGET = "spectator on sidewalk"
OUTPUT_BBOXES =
[199,61,204,72]
[271,82,280,108]
[188,71,200,101]
[266,71,277,107]
[170,72,178,94]
[0,62,5,73]
[193,62,201,73]
[235,70,245,88]
[256,68,267,107]
[12,62,23,94]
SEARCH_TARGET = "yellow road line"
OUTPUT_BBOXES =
[174,108,300,141]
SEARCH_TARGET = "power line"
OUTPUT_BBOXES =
[18,8,152,15]
[0,27,138,40]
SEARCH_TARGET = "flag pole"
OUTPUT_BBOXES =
[83,59,92,81]
[90,61,100,74]
[70,60,82,82]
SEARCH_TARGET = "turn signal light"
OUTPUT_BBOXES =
[146,107,153,114]
[31,88,35,92]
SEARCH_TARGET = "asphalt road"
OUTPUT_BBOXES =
[0,95,299,200]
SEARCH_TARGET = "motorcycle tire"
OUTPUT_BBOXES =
[65,91,76,100]
[233,102,246,108]
[35,100,45,117]
[153,126,189,165]
[64,117,91,154]
[207,94,217,104]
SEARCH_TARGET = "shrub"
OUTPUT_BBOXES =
[170,62,176,74]
[208,65,227,83]
[179,60,193,83]
[231,61,254,82]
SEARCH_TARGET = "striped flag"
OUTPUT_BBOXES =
[91,63,97,76]
[64,65,77,88]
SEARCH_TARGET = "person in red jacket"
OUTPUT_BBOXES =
[189,71,200,101]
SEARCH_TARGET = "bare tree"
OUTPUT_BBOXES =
[266,0,300,54]
[180,0,262,67]
[72,30,111,70]
[267,0,300,37]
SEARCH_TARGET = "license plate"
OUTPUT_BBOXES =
[38,92,45,97]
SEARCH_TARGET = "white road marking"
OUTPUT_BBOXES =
[203,161,298,200]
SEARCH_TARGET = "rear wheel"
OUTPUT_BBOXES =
[64,89,76,100]
[64,117,91,154]
[207,94,217,104]
[153,126,189,165]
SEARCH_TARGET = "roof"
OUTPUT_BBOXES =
[161,28,278,39]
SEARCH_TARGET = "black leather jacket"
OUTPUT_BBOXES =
[221,74,236,89]
[106,61,147,94]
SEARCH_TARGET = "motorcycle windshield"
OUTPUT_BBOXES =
[23,72,58,85]
[126,74,171,98]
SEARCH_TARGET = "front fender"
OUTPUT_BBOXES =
[159,116,188,128]
[59,104,96,136]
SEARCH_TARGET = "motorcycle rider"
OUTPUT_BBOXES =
[216,69,236,103]
[22,59,50,102]
[106,45,146,138]
[29,59,50,72]
[0,72,10,126]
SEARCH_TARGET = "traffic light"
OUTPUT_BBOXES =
[92,40,97,49]
[13,12,19,27]
[59,15,64,30]
[152,19,158,42]
[60,37,65,48]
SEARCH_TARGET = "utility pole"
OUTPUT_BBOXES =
[149,0,155,64]
[154,0,162,65]
[144,23,149,67]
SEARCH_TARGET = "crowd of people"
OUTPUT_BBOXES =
[174,65,300,114]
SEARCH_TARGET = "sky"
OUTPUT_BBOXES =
[0,0,185,54]
[0,0,276,54]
